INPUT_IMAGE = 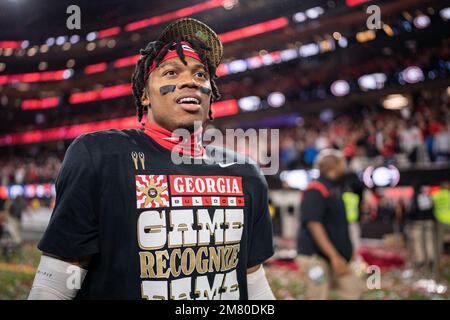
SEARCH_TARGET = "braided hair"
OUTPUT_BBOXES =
[131,38,221,123]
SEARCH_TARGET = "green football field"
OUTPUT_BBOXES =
[1,243,449,300]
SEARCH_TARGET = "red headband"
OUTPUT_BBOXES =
[147,41,205,77]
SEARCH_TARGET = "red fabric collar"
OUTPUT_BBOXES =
[144,122,205,157]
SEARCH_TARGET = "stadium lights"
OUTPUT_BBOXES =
[382,94,409,110]
[219,17,289,43]
[262,51,281,65]
[124,0,224,31]
[70,35,80,44]
[0,70,68,85]
[56,36,67,46]
[223,0,238,10]
[21,40,29,49]
[238,96,261,112]
[86,32,97,42]
[0,41,22,49]
[337,36,348,48]
[319,39,335,53]
[21,97,59,110]
[267,92,285,108]
[358,73,387,91]
[292,6,324,23]
[228,59,247,73]
[363,165,400,188]
[45,37,55,46]
[332,32,341,40]
[413,14,431,29]
[62,69,74,80]
[356,30,376,43]
[207,99,239,118]
[85,62,108,74]
[299,43,320,57]
[292,12,307,23]
[305,6,324,19]
[279,169,319,190]
[382,24,395,37]
[345,0,371,7]
[7,5,449,57]
[97,26,121,39]
[113,55,140,68]
[69,83,131,104]
[401,66,424,84]
[440,7,450,20]
[280,48,298,61]
[245,56,264,70]
[330,80,350,97]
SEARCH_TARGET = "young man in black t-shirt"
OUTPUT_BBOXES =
[28,18,275,300]
[296,149,364,299]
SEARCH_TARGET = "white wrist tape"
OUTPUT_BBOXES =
[247,265,276,300]
[28,255,87,300]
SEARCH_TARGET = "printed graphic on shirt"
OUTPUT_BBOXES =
[136,175,244,300]
[136,175,169,208]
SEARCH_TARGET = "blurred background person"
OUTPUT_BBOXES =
[342,182,362,253]
[296,149,365,299]
[432,181,450,266]
[406,182,436,273]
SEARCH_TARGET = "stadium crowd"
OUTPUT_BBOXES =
[1,91,449,187]
[279,98,450,171]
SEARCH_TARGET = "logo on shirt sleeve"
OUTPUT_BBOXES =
[136,175,169,208]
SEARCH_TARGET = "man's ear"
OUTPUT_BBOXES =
[141,88,150,107]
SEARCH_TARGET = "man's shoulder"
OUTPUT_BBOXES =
[78,128,142,141]
[74,129,143,151]
[304,179,331,199]
[206,144,267,185]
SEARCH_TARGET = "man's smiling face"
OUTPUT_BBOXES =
[142,55,212,132]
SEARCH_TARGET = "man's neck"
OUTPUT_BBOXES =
[143,121,204,157]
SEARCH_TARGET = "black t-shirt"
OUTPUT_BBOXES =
[38,129,274,300]
[297,177,352,262]
[409,191,434,221]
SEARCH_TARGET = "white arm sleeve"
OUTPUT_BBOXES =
[28,255,88,300]
[247,265,276,300]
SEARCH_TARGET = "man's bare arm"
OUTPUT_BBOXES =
[307,221,349,274]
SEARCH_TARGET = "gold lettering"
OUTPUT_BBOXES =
[169,249,182,277]
[208,246,221,273]
[196,247,209,274]
[181,248,196,276]
[139,251,155,278]
[155,250,170,278]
